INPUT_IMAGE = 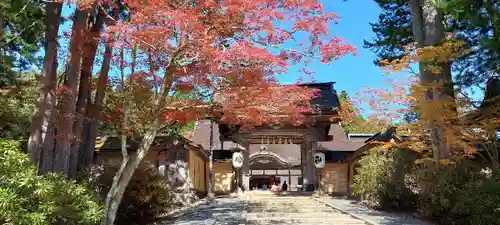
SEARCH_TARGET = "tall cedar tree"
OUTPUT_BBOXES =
[364,0,500,160]
[365,0,500,87]
[28,1,126,176]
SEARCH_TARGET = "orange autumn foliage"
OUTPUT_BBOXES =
[100,0,357,131]
[358,39,499,161]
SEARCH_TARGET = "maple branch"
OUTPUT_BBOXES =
[100,4,117,23]
[98,3,158,51]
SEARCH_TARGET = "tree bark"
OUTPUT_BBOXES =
[53,10,89,176]
[101,130,158,225]
[38,54,59,174]
[28,2,62,167]
[101,55,176,224]
[79,35,114,172]
[409,0,454,161]
[0,12,5,54]
[69,11,104,178]
[78,6,121,173]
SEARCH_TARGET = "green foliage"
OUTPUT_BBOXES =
[339,91,380,134]
[0,0,45,86]
[365,0,500,87]
[88,164,175,225]
[353,148,500,224]
[363,0,413,65]
[416,162,500,225]
[0,139,103,225]
[351,148,417,210]
[0,72,37,139]
[442,0,500,86]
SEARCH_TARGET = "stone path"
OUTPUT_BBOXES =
[245,194,366,225]
[157,197,246,225]
[316,197,433,225]
[159,193,367,225]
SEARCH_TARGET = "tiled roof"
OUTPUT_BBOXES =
[191,120,215,150]
[96,135,208,158]
[325,151,353,162]
[348,134,373,142]
[316,124,369,152]
[191,121,372,152]
[317,141,366,152]
[98,136,171,151]
[298,82,340,114]
[191,120,234,151]
[212,150,233,160]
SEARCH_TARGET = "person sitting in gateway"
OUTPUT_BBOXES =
[271,182,279,192]
[281,181,288,192]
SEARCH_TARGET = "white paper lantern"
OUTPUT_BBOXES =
[232,152,244,168]
[313,152,325,168]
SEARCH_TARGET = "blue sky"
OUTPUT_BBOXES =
[276,0,387,96]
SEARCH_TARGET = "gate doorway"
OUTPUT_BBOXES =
[250,175,281,190]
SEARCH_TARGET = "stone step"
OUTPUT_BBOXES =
[249,204,330,210]
[244,195,367,225]
[262,200,317,202]
[248,201,323,206]
[246,222,367,225]
[247,208,338,213]
[248,197,312,200]
[246,213,355,220]
[246,222,365,225]
[248,200,318,202]
[249,200,318,203]
[245,217,367,224]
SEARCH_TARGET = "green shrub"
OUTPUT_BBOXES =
[0,139,103,225]
[417,162,500,225]
[351,148,417,210]
[88,164,175,225]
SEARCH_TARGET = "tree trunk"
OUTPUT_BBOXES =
[409,0,454,161]
[38,54,59,174]
[69,11,104,178]
[101,54,176,224]
[28,2,62,167]
[79,7,120,173]
[79,36,114,172]
[0,12,4,54]
[53,10,89,176]
[101,130,158,225]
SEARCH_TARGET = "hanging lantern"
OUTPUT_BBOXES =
[232,152,244,168]
[313,152,325,168]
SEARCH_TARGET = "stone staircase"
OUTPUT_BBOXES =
[244,193,367,225]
